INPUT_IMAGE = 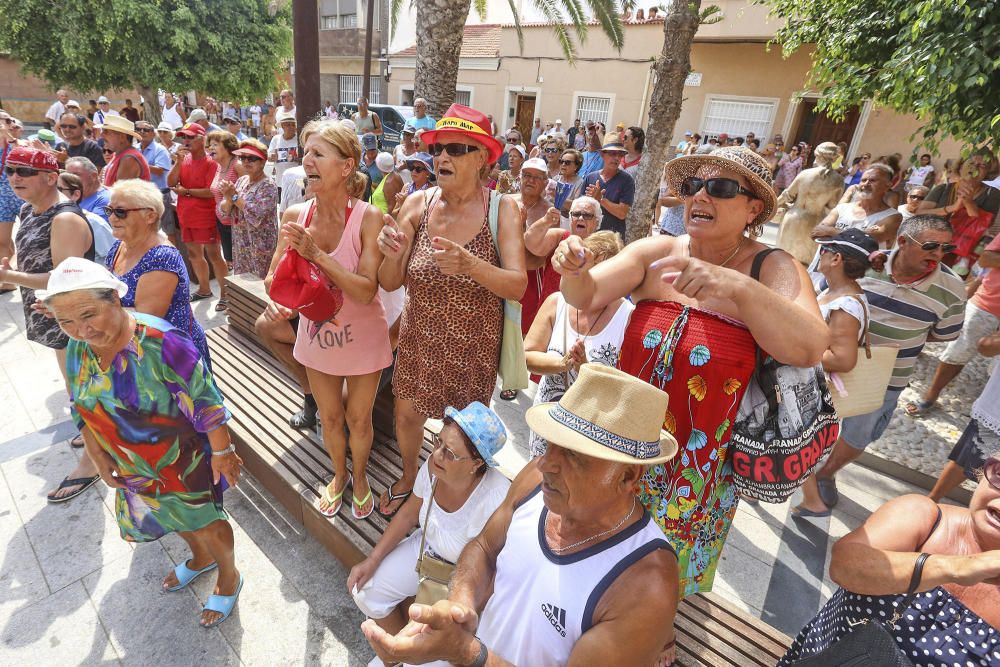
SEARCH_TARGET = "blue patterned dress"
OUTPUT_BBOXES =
[105,242,210,367]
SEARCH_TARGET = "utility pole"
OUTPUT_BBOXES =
[362,0,376,100]
[292,0,321,125]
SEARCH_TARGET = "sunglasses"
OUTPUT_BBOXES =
[59,124,80,130]
[103,206,152,218]
[409,165,428,174]
[904,233,956,253]
[985,457,1000,491]
[4,166,44,177]
[506,137,519,143]
[542,147,559,154]
[237,156,262,163]
[138,128,155,133]
[429,143,479,157]
[558,159,577,166]
[103,149,114,154]
[570,211,596,220]
[680,177,757,200]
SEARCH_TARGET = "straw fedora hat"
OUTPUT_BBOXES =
[95,114,141,140]
[666,145,777,228]
[526,364,678,465]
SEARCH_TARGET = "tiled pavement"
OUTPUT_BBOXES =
[0,273,961,664]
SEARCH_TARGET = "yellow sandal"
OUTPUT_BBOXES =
[316,475,350,517]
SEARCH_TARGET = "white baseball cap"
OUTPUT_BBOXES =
[522,157,549,174]
[37,257,128,302]
[375,152,395,173]
[97,95,110,103]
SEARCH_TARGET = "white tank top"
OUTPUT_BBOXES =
[162,103,184,130]
[476,487,673,667]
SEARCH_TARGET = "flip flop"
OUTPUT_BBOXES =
[214,298,229,312]
[791,505,832,519]
[905,399,935,417]
[352,479,374,520]
[164,559,219,592]
[499,389,517,401]
[47,475,100,504]
[190,291,213,302]
[70,434,85,448]
[378,481,412,518]
[816,477,840,508]
[200,575,244,628]
[315,474,350,517]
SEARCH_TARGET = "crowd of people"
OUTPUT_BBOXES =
[1,88,999,665]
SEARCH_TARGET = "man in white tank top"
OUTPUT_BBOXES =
[362,365,681,667]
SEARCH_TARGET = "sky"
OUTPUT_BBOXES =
[388,0,548,53]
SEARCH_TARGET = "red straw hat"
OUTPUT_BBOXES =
[421,103,504,164]
[7,146,59,172]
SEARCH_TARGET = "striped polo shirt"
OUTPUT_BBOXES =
[860,251,967,389]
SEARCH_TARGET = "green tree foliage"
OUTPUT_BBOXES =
[762,0,999,152]
[0,0,291,104]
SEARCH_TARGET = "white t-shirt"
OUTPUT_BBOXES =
[45,100,66,127]
[819,292,868,343]
[268,134,300,182]
[906,164,935,188]
[250,105,262,127]
[412,460,510,563]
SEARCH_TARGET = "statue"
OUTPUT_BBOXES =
[775,142,845,264]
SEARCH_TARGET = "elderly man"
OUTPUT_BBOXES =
[65,157,111,221]
[796,215,967,516]
[222,114,247,141]
[156,122,177,154]
[45,89,69,135]
[498,129,524,171]
[582,133,634,238]
[54,112,105,168]
[98,116,150,186]
[268,112,301,192]
[363,364,679,666]
[278,89,296,117]
[404,97,435,132]
[187,108,222,134]
[136,120,174,229]
[93,95,120,127]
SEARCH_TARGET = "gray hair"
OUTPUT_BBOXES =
[571,196,601,219]
[110,178,165,218]
[900,214,952,239]
[866,163,895,180]
[414,97,427,107]
[65,156,98,175]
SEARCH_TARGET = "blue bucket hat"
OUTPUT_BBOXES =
[405,151,434,173]
[361,133,378,150]
[443,401,506,467]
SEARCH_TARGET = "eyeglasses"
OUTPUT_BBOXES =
[570,211,596,220]
[506,137,519,143]
[429,143,479,157]
[904,233,956,253]
[984,457,1000,491]
[409,165,428,174]
[103,206,152,219]
[558,159,577,166]
[542,147,559,154]
[103,149,114,154]
[59,124,80,130]
[431,433,477,462]
[138,128,155,133]
[907,193,925,200]
[4,166,44,178]
[680,177,757,200]
[521,172,547,182]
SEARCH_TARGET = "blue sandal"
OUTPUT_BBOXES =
[164,559,218,593]
[200,575,244,628]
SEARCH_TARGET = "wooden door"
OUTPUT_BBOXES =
[515,96,536,137]
[795,99,860,148]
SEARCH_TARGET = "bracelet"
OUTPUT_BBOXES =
[467,637,488,667]
[211,444,236,457]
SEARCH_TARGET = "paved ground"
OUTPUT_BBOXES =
[0,251,985,663]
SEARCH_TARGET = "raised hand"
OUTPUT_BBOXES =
[377,214,407,257]
[551,235,594,276]
[431,236,476,276]
[281,222,321,261]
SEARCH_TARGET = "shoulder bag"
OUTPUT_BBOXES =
[730,248,841,503]
[828,295,899,419]
[790,553,930,666]
[487,190,530,391]
[413,479,456,606]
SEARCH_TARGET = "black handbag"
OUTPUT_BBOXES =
[791,553,931,666]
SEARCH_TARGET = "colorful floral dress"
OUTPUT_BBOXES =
[232,174,279,278]
[68,312,231,543]
[617,300,757,597]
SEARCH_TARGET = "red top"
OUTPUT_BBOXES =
[102,147,150,186]
[176,155,220,229]
[520,229,571,336]
[972,235,1000,317]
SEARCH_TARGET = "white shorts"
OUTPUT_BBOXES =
[352,531,422,620]
[940,303,1000,365]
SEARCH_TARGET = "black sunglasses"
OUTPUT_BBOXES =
[985,457,1000,491]
[558,159,577,166]
[409,165,428,174]
[506,137,519,143]
[570,211,596,220]
[680,177,757,200]
[904,233,956,253]
[542,147,559,154]
[103,206,152,218]
[59,123,80,130]
[429,143,479,157]
[237,156,262,163]
[103,149,114,154]
[137,128,155,133]
[4,166,43,177]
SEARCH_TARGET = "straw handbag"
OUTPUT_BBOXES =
[828,296,898,419]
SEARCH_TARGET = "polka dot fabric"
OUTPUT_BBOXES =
[779,587,1000,666]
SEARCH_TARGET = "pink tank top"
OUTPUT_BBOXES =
[292,199,393,376]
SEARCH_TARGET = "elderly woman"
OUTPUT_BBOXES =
[773,144,804,193]
[524,231,632,457]
[552,148,584,225]
[0,111,25,293]
[378,103,527,517]
[554,147,827,661]
[780,458,1000,664]
[540,134,567,179]
[495,144,524,194]
[219,139,278,279]
[103,179,210,364]
[42,257,243,628]
[275,121,391,520]
[347,402,510,634]
[207,130,239,283]
[391,152,434,217]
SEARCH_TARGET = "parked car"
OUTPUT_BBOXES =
[337,103,414,150]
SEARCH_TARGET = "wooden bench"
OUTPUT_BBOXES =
[211,275,792,665]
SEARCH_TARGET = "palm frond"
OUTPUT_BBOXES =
[505,0,526,54]
[388,0,406,39]
[586,0,625,51]
[529,0,575,60]
[472,0,488,20]
[699,4,723,25]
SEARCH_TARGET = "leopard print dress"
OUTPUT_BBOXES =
[393,191,503,419]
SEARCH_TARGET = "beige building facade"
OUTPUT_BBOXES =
[388,1,964,164]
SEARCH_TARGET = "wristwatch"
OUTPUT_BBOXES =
[466,638,488,667]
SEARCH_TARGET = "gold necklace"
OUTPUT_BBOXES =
[549,498,637,554]
[688,236,746,268]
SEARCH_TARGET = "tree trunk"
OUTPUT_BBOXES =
[139,85,162,125]
[413,0,470,118]
[624,0,702,244]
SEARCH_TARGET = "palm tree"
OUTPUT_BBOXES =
[393,0,629,118]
